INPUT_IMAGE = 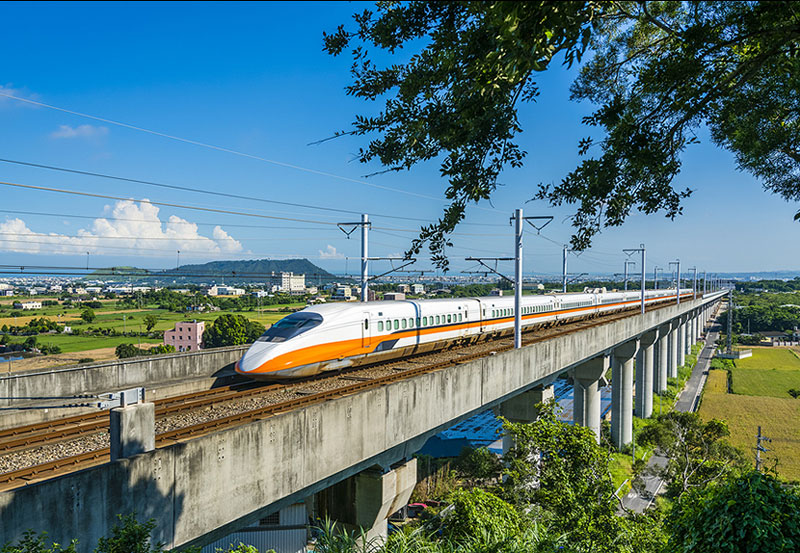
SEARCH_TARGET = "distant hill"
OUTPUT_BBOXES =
[172,258,339,284]
[84,259,341,285]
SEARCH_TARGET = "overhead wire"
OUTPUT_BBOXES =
[0,91,501,211]
[0,157,458,224]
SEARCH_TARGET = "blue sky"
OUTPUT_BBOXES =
[0,1,796,278]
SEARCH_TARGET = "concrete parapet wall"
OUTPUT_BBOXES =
[0,346,247,430]
[0,293,724,551]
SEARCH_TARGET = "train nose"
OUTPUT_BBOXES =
[236,342,279,373]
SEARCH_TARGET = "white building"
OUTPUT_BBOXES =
[331,286,353,301]
[207,285,245,296]
[411,284,425,295]
[269,272,306,293]
[384,292,406,301]
[13,301,42,310]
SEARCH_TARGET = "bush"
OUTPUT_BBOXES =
[455,447,501,481]
[441,488,520,540]
[78,358,94,364]
[0,530,77,552]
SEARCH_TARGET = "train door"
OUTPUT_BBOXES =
[361,312,371,348]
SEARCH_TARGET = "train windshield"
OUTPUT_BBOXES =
[257,312,323,343]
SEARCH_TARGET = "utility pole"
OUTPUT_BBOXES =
[703,270,707,296]
[755,426,771,472]
[510,210,552,349]
[623,260,635,291]
[337,214,371,302]
[623,245,646,314]
[514,209,523,349]
[562,245,568,293]
[669,260,681,305]
[727,288,734,355]
[653,266,661,290]
[689,266,697,300]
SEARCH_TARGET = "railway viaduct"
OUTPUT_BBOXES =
[0,291,724,551]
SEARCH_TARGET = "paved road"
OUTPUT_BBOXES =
[621,312,721,513]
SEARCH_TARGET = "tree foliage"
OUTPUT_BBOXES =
[80,308,96,323]
[327,1,800,267]
[203,314,265,348]
[143,314,158,332]
[635,411,747,498]
[0,531,77,553]
[500,403,662,552]
[667,470,800,553]
[441,488,521,541]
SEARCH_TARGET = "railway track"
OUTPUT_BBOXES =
[0,298,698,491]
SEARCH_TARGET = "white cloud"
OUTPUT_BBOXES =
[0,200,243,258]
[0,84,39,109]
[318,244,344,259]
[50,124,109,140]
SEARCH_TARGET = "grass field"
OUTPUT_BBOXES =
[730,348,800,398]
[33,334,162,353]
[700,369,800,482]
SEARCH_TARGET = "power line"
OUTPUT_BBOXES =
[0,91,499,209]
[0,157,447,224]
[0,179,343,226]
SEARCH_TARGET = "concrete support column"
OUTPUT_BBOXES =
[317,459,417,543]
[110,402,155,461]
[496,385,554,453]
[613,340,638,449]
[677,319,686,368]
[668,322,679,379]
[683,316,691,356]
[656,323,670,394]
[572,356,608,443]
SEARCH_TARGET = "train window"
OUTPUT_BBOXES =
[256,312,323,342]
[422,316,427,326]
[416,317,421,327]
[386,319,391,330]
[446,314,451,323]
[436,315,441,324]
[408,318,414,328]
[364,319,369,330]
[378,321,384,331]
[458,313,462,322]
[401,319,407,329]
[394,319,400,330]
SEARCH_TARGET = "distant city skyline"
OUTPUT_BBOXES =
[1,1,797,276]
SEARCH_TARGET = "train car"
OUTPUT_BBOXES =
[235,288,694,380]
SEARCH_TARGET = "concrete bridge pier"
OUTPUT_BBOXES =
[635,329,661,420]
[612,340,638,449]
[316,459,417,543]
[572,356,608,443]
[656,323,670,396]
[495,385,555,453]
[668,319,679,379]
[677,316,687,368]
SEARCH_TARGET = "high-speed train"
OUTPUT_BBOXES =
[235,288,694,379]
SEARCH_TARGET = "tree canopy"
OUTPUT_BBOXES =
[326,1,800,268]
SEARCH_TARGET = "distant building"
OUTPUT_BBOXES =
[251,290,270,298]
[269,272,305,294]
[164,320,205,352]
[0,283,12,291]
[331,286,353,301]
[397,284,410,293]
[411,284,425,295]
[13,301,42,310]
[383,292,406,301]
[207,285,245,296]
[0,290,13,297]
[85,286,102,295]
[489,289,503,296]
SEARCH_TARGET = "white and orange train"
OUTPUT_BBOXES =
[235,288,694,379]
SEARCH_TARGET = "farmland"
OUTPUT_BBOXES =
[730,347,800,398]
[700,362,800,482]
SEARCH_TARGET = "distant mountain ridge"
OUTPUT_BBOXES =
[84,259,341,285]
[175,258,337,283]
